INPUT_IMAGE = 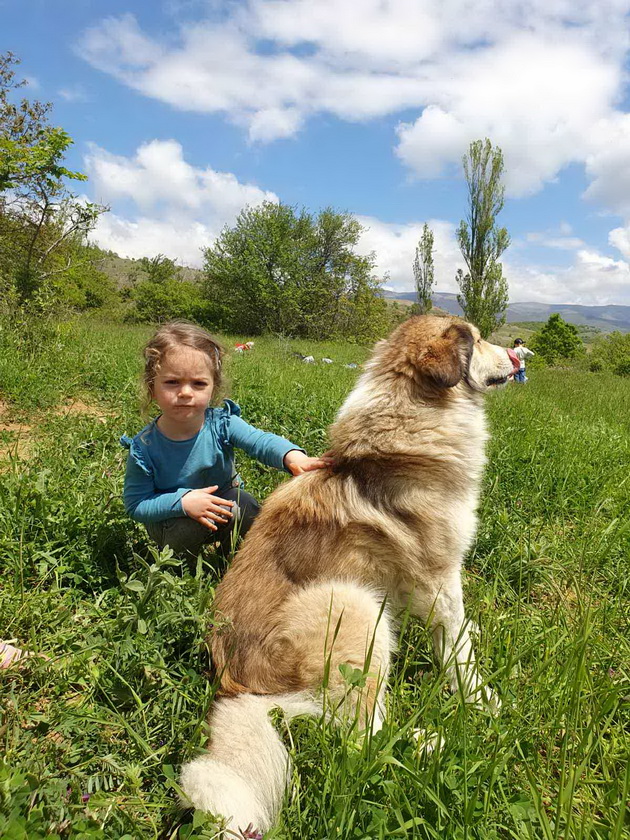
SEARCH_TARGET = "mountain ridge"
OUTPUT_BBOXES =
[383,291,630,333]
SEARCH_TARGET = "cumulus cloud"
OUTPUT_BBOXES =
[507,250,630,305]
[80,134,630,304]
[356,217,630,305]
[85,139,278,265]
[583,113,630,216]
[526,230,586,250]
[84,144,630,303]
[395,34,619,197]
[76,0,630,199]
[91,214,213,265]
[354,216,464,294]
[74,0,630,305]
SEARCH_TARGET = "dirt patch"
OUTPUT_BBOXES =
[0,400,33,462]
[54,399,111,423]
[0,398,112,464]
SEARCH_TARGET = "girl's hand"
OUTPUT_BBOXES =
[283,450,332,476]
[181,486,235,531]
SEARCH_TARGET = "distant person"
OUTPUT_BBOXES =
[121,321,329,561]
[513,338,535,383]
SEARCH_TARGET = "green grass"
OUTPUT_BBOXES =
[0,317,628,839]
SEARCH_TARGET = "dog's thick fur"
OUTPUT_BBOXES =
[180,316,517,834]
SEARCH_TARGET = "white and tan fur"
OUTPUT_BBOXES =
[180,316,517,834]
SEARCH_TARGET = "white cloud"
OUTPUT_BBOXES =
[85,139,278,265]
[526,231,586,250]
[91,214,213,265]
[507,250,630,305]
[356,217,630,305]
[84,143,630,303]
[609,224,630,260]
[583,113,630,216]
[395,33,619,197]
[76,1,630,184]
[58,84,90,103]
[355,216,464,294]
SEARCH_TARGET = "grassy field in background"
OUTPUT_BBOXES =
[0,318,628,839]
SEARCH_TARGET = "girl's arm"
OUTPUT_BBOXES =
[524,347,535,358]
[227,414,305,471]
[123,455,191,523]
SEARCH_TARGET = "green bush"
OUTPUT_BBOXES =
[128,278,208,325]
[589,330,630,376]
[530,313,583,364]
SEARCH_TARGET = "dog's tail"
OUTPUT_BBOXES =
[180,691,319,835]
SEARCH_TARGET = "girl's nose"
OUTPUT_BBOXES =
[179,383,193,397]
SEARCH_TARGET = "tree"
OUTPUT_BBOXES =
[128,253,206,323]
[589,331,630,376]
[130,277,206,324]
[456,138,510,337]
[131,254,181,285]
[203,202,390,340]
[412,223,434,314]
[530,314,582,364]
[0,51,106,306]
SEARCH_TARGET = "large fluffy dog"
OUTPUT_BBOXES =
[181,315,518,834]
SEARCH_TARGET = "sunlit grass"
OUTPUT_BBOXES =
[0,316,628,838]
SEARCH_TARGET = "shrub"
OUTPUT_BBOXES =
[128,278,208,324]
[589,330,630,376]
[530,313,583,364]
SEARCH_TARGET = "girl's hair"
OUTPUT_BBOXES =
[142,321,225,413]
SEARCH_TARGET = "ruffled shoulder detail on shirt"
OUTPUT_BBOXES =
[119,427,154,477]
[211,399,241,447]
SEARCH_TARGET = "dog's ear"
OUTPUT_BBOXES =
[414,322,474,389]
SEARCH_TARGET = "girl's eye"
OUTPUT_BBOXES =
[194,381,209,388]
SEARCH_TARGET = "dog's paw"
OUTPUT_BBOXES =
[450,678,501,714]
[484,687,501,715]
[412,728,443,756]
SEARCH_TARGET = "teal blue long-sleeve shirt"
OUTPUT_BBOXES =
[121,399,303,524]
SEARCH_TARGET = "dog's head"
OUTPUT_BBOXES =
[385,315,519,394]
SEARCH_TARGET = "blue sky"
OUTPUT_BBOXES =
[3,0,630,305]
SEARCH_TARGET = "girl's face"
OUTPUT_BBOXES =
[152,347,215,427]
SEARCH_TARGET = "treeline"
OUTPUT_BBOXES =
[512,313,630,378]
[127,203,399,341]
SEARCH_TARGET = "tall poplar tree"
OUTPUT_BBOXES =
[412,223,434,314]
[456,139,510,337]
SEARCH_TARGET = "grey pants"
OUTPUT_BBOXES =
[145,487,260,559]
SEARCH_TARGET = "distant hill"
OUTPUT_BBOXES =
[384,291,630,333]
[94,250,203,287]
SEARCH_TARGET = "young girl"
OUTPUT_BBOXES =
[121,321,328,559]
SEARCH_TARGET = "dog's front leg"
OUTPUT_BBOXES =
[405,571,498,710]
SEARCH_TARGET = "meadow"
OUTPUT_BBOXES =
[0,317,628,839]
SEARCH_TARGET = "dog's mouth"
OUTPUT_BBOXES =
[485,374,509,388]
[486,348,521,387]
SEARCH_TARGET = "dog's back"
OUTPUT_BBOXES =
[212,466,385,694]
